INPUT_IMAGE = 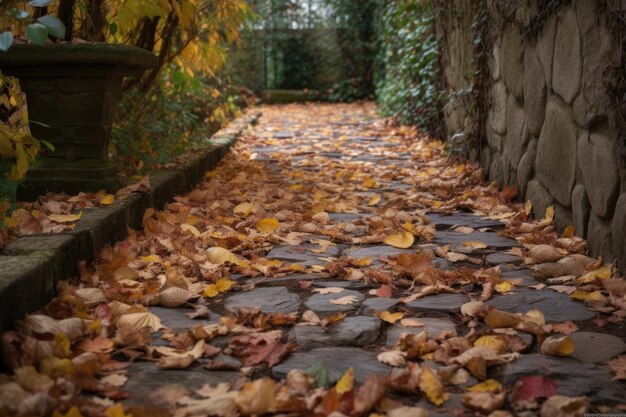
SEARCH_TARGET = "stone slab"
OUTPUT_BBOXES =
[343,246,415,264]
[361,297,400,314]
[386,318,457,346]
[486,252,523,265]
[272,347,391,383]
[266,243,340,266]
[294,316,381,348]
[304,290,365,314]
[427,213,505,231]
[225,287,301,314]
[568,332,626,363]
[492,354,626,404]
[486,287,596,322]
[404,293,469,313]
[433,231,520,249]
[149,306,216,330]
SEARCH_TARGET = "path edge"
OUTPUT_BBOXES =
[0,110,261,332]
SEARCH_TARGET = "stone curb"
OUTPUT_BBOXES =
[0,111,260,332]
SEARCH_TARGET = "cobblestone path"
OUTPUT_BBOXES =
[3,103,626,416]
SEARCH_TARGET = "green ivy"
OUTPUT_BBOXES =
[374,0,441,133]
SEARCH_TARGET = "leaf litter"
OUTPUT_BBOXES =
[0,103,625,416]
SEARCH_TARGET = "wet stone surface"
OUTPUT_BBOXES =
[568,331,626,363]
[486,287,596,322]
[427,213,505,230]
[149,306,216,330]
[294,316,381,348]
[225,287,301,314]
[433,231,520,249]
[361,297,400,314]
[272,347,391,383]
[404,293,470,314]
[304,290,365,314]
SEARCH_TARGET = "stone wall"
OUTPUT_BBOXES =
[437,0,626,271]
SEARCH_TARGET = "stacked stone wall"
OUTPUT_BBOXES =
[437,0,626,271]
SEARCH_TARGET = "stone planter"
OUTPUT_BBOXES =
[0,43,157,200]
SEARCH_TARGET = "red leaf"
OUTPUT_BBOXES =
[244,340,297,367]
[376,285,392,298]
[512,375,558,402]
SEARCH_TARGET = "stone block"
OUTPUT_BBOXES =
[517,139,537,195]
[577,132,620,218]
[489,81,507,135]
[523,45,547,136]
[571,184,591,237]
[490,37,501,81]
[554,203,575,234]
[537,14,557,90]
[503,95,528,170]
[490,156,504,186]
[526,178,554,219]
[536,97,578,207]
[552,8,581,104]
[587,214,616,261]
[501,25,524,100]
[612,194,626,275]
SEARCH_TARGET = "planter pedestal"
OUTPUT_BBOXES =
[0,43,157,200]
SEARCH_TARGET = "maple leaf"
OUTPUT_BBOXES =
[242,340,296,367]
[512,375,559,402]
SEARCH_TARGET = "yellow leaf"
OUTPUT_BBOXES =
[467,379,502,393]
[104,404,133,417]
[215,278,234,292]
[53,406,83,417]
[374,310,405,324]
[181,223,202,237]
[362,177,377,189]
[562,226,575,238]
[141,255,162,263]
[206,247,240,265]
[203,284,219,298]
[419,365,448,406]
[368,194,381,206]
[463,241,488,249]
[99,194,115,206]
[577,265,612,283]
[54,333,71,357]
[473,336,507,354]
[235,377,277,415]
[256,217,280,233]
[384,230,414,249]
[335,367,354,394]
[543,205,554,222]
[540,336,574,357]
[494,281,514,293]
[234,202,255,217]
[48,212,82,223]
[571,290,604,301]
[524,200,532,215]
[354,257,373,267]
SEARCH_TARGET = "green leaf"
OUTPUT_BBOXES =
[27,23,48,46]
[37,15,65,39]
[305,361,340,388]
[0,32,14,52]
[109,22,118,35]
[28,0,53,7]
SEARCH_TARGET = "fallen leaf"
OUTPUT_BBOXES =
[460,300,485,317]
[540,395,588,417]
[540,336,574,357]
[377,350,406,366]
[463,240,487,249]
[400,318,424,327]
[607,355,626,380]
[419,364,448,406]
[461,391,506,414]
[335,367,354,394]
[467,379,502,393]
[374,310,404,324]
[234,202,255,217]
[256,217,280,233]
[235,378,277,415]
[512,375,558,402]
[99,194,115,206]
[474,335,507,354]
[550,321,578,335]
[352,374,389,415]
[48,212,82,223]
[368,194,381,206]
[206,247,241,265]
[313,287,345,295]
[384,230,414,249]
[495,281,514,293]
[116,312,163,333]
[329,295,359,305]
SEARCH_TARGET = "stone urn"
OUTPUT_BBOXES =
[0,43,158,200]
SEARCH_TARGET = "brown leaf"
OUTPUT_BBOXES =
[352,374,389,416]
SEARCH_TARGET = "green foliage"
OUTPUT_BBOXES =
[111,67,239,173]
[375,0,441,133]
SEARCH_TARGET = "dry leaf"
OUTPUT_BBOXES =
[256,218,280,233]
[377,350,406,366]
[418,364,448,406]
[48,212,82,223]
[116,312,163,333]
[374,311,405,324]
[329,295,359,305]
[335,367,354,394]
[540,395,588,417]
[540,336,574,357]
[384,230,414,249]
[235,378,277,415]
[313,287,345,295]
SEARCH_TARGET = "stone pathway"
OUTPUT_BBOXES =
[2,103,626,417]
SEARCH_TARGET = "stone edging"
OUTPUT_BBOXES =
[0,111,260,331]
